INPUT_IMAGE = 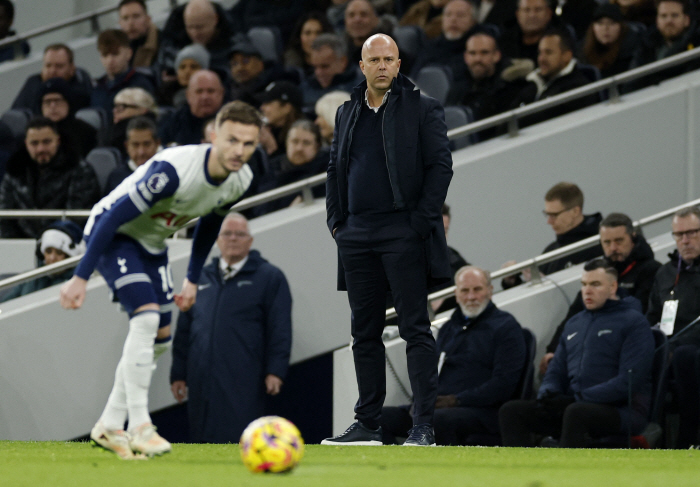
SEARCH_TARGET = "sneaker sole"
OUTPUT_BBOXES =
[402,443,436,447]
[131,447,171,458]
[91,438,146,460]
[321,439,382,446]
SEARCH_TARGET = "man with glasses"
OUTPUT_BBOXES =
[170,212,292,443]
[647,206,700,448]
[503,181,602,289]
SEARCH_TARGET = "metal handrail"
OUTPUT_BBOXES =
[0,1,181,50]
[446,46,700,139]
[384,197,700,320]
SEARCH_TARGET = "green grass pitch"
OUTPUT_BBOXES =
[1,441,700,487]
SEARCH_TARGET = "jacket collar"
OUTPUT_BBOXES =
[526,59,577,98]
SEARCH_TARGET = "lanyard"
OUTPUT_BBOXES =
[619,261,637,278]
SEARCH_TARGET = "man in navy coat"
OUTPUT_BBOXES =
[323,34,453,446]
[170,213,292,443]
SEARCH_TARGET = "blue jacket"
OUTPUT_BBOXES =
[170,251,292,443]
[91,68,156,113]
[541,298,654,434]
[326,72,453,290]
[437,302,526,408]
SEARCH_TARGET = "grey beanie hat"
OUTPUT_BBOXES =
[175,44,211,70]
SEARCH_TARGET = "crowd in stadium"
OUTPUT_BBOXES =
[1,0,700,450]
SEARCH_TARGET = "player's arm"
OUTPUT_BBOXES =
[60,161,180,310]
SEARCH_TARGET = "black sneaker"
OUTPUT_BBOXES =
[321,421,383,445]
[403,423,436,446]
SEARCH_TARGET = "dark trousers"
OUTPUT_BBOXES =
[671,345,700,449]
[499,400,621,448]
[336,213,438,427]
[381,405,496,445]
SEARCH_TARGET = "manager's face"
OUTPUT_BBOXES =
[360,35,401,94]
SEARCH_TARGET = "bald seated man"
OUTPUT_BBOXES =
[323,34,453,446]
[159,69,225,146]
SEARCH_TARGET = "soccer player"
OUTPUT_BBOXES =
[59,100,262,459]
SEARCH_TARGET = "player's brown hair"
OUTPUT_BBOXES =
[215,101,263,129]
[97,29,130,55]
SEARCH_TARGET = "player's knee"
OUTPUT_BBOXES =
[129,310,160,337]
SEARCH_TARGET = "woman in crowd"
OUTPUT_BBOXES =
[109,87,158,156]
[314,90,351,147]
[284,11,334,76]
[580,4,641,79]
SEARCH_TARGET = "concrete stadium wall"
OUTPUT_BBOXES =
[1,68,699,440]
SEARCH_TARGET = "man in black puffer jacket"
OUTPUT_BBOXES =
[0,117,101,238]
[500,258,654,448]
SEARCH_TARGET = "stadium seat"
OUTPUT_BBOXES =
[247,26,282,63]
[392,25,425,61]
[414,66,452,106]
[443,105,476,150]
[1,108,33,140]
[76,107,110,146]
[85,147,122,195]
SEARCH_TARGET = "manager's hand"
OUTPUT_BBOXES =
[171,380,188,403]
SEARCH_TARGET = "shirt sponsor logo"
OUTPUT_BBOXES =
[147,172,169,194]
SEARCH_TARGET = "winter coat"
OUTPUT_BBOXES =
[91,68,157,114]
[300,65,363,108]
[12,70,93,115]
[647,250,700,348]
[541,298,654,434]
[547,234,661,352]
[0,146,101,238]
[170,252,292,443]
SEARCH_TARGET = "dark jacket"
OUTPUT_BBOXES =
[91,68,156,114]
[158,104,211,146]
[647,250,700,348]
[547,235,661,352]
[541,298,655,434]
[57,116,98,158]
[503,213,603,290]
[410,32,469,79]
[230,62,300,106]
[301,65,363,108]
[170,252,292,443]
[437,303,526,409]
[12,70,93,115]
[130,23,160,68]
[326,73,453,290]
[580,25,642,80]
[510,60,600,127]
[0,146,100,238]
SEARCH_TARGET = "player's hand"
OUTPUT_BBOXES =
[174,278,197,312]
[265,374,283,396]
[171,380,188,403]
[59,276,88,309]
[539,353,555,376]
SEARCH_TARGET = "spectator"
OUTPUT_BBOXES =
[344,0,395,64]
[555,0,597,41]
[92,29,156,113]
[158,0,237,77]
[301,33,363,109]
[399,0,450,40]
[118,0,160,68]
[445,28,531,136]
[502,182,602,289]
[580,4,641,79]
[109,87,158,156]
[40,78,97,158]
[501,0,554,65]
[284,11,334,76]
[381,266,526,445]
[476,0,517,29]
[257,120,328,215]
[0,220,85,303]
[158,44,210,107]
[104,116,161,195]
[540,212,662,374]
[509,27,600,127]
[12,44,92,114]
[499,259,654,448]
[411,0,477,77]
[0,117,100,239]
[314,90,351,146]
[228,40,299,105]
[0,120,14,182]
[170,212,292,443]
[611,0,657,27]
[159,70,225,146]
[630,0,700,85]
[232,0,309,44]
[429,203,470,314]
[257,81,305,159]
[0,0,29,63]
[646,206,700,448]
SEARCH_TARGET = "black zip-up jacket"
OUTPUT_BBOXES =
[326,73,453,290]
[647,250,700,348]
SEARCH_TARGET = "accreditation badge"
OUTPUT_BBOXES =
[660,300,679,336]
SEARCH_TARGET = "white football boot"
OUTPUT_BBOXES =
[91,422,145,460]
[128,423,172,457]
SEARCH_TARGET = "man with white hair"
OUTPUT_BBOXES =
[380,266,526,445]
